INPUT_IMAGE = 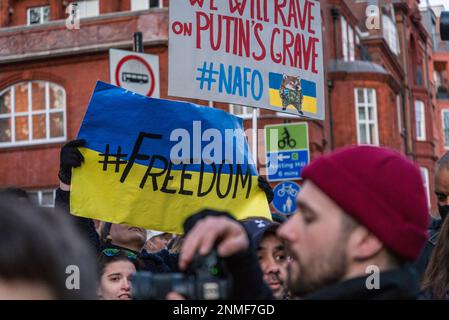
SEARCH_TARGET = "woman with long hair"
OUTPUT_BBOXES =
[422,216,449,299]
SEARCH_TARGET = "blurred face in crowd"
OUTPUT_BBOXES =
[435,167,449,219]
[145,233,172,253]
[108,224,147,251]
[0,280,55,299]
[256,233,288,299]
[278,180,356,297]
[98,260,136,300]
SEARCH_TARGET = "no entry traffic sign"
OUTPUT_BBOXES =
[109,49,160,98]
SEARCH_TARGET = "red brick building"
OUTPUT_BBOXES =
[421,5,449,161]
[0,0,441,213]
[322,0,438,212]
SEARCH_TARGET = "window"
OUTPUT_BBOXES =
[341,16,348,61]
[29,189,56,208]
[131,0,161,10]
[435,69,449,99]
[442,110,449,149]
[229,104,258,119]
[27,6,50,25]
[420,167,430,208]
[341,16,356,62]
[434,70,442,88]
[355,88,379,145]
[431,17,438,49]
[348,26,355,61]
[73,0,99,19]
[0,81,66,147]
[415,100,426,141]
[382,15,400,55]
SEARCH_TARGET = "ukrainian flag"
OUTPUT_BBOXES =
[268,72,317,114]
[70,82,270,234]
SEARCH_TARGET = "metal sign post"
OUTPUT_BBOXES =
[252,107,258,170]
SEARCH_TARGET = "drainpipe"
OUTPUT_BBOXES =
[331,7,340,62]
[328,6,339,151]
[402,11,415,160]
[401,87,408,155]
[328,79,335,150]
[424,39,431,96]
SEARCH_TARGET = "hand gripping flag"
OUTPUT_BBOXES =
[70,82,271,233]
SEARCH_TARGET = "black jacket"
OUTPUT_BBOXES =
[303,265,421,300]
[55,188,100,253]
[55,188,175,273]
[414,217,443,278]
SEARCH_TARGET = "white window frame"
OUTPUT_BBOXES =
[74,0,100,19]
[131,0,163,11]
[442,109,449,149]
[0,81,67,148]
[29,189,57,208]
[420,167,430,208]
[355,88,379,145]
[415,100,426,141]
[382,14,400,55]
[348,25,355,61]
[341,16,349,62]
[229,104,258,119]
[27,6,50,25]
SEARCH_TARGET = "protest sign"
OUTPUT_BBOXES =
[71,81,271,234]
[169,0,324,119]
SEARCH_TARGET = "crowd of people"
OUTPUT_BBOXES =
[0,140,448,300]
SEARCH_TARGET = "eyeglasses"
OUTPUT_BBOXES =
[102,248,137,260]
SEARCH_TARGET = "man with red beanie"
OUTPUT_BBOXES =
[175,146,430,300]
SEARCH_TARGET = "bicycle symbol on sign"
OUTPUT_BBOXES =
[278,127,297,149]
[277,184,298,198]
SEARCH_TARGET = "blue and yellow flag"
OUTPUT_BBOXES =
[70,82,270,233]
[268,72,317,114]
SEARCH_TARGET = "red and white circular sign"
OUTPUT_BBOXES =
[114,55,156,97]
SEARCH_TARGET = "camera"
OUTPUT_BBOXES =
[132,251,232,300]
[442,11,449,41]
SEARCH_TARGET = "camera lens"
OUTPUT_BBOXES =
[132,272,185,300]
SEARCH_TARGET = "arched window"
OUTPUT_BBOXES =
[0,81,66,147]
[382,15,400,55]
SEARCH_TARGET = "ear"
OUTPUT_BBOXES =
[346,226,383,262]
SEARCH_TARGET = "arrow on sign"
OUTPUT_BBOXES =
[278,154,291,161]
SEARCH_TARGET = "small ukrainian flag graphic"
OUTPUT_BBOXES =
[268,72,317,114]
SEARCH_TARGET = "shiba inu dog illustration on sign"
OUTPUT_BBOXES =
[279,74,304,114]
[268,72,317,116]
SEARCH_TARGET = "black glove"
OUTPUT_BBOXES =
[258,176,273,204]
[58,139,86,185]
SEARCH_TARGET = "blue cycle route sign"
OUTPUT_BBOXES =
[265,123,309,182]
[272,181,301,215]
